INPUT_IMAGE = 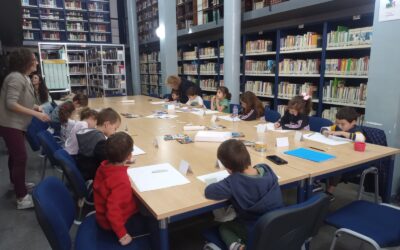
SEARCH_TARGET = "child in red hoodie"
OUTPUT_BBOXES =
[94,131,146,246]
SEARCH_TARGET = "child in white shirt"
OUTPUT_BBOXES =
[186,86,204,107]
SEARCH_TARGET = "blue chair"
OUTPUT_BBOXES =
[203,100,211,109]
[32,177,150,250]
[309,116,333,132]
[37,130,62,180]
[26,117,49,151]
[264,108,281,123]
[54,149,92,224]
[203,193,330,250]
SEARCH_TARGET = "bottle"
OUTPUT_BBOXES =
[232,105,238,118]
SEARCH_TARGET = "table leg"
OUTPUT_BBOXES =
[297,180,305,203]
[383,156,395,203]
[306,177,313,199]
[158,219,169,250]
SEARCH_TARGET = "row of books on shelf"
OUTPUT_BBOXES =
[199,47,217,58]
[245,81,273,96]
[140,63,159,74]
[200,63,217,74]
[140,52,159,63]
[245,40,273,53]
[278,82,316,99]
[323,80,367,106]
[325,57,369,76]
[280,32,322,51]
[137,7,158,22]
[200,79,218,90]
[68,54,85,62]
[245,60,275,74]
[323,107,364,125]
[141,74,161,85]
[277,105,317,116]
[137,0,157,11]
[88,2,109,12]
[69,66,86,74]
[279,59,320,75]
[182,50,197,60]
[183,64,197,74]
[327,26,372,48]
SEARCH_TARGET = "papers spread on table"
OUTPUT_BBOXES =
[132,145,146,156]
[183,125,206,131]
[146,114,178,119]
[303,133,350,146]
[127,163,190,192]
[197,170,229,185]
[120,100,136,104]
[191,109,219,116]
[218,115,241,122]
[255,123,290,133]
[284,147,336,163]
[150,101,166,105]
[194,131,232,142]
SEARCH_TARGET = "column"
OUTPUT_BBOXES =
[126,0,141,95]
[223,0,241,104]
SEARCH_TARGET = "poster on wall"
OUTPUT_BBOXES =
[379,0,400,22]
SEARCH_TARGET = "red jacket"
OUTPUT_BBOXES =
[93,160,139,239]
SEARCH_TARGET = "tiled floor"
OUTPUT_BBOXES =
[0,139,379,250]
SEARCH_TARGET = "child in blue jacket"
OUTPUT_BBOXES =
[205,139,283,250]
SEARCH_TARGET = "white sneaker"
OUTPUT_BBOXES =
[8,182,36,191]
[17,194,35,209]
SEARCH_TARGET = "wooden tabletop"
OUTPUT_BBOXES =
[88,96,400,219]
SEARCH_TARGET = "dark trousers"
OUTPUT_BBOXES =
[0,126,28,198]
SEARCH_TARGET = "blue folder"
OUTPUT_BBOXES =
[284,147,335,163]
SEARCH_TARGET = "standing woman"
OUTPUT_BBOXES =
[0,49,50,209]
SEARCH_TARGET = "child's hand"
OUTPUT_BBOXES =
[126,158,136,164]
[119,234,132,246]
[330,131,345,137]
[211,96,216,101]
[274,122,280,129]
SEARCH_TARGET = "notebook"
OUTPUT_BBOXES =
[284,147,335,163]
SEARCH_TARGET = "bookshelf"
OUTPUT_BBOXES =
[139,46,162,97]
[21,0,112,45]
[176,14,373,124]
[176,0,224,30]
[136,0,159,44]
[39,42,126,97]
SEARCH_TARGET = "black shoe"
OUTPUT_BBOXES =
[325,191,335,202]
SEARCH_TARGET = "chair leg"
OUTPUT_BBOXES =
[331,228,381,250]
[41,156,48,180]
[357,167,379,202]
[329,231,340,250]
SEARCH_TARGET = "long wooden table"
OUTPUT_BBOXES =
[89,96,400,250]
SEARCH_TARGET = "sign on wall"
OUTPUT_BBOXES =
[379,0,400,22]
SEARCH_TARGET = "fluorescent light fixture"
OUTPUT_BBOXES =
[155,24,165,39]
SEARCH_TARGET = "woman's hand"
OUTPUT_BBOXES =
[35,112,50,122]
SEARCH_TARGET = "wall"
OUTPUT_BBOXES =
[365,0,400,196]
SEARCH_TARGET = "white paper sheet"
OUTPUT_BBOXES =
[127,163,190,192]
[146,114,178,119]
[197,170,229,185]
[132,145,145,156]
[150,101,166,105]
[218,115,241,122]
[194,131,232,142]
[183,125,206,131]
[255,123,290,133]
[303,133,350,146]
[120,100,136,103]
[276,137,289,147]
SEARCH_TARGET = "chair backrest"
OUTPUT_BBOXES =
[26,117,49,151]
[32,177,75,250]
[309,116,333,132]
[264,108,281,123]
[203,100,211,109]
[361,126,388,146]
[249,193,330,250]
[37,130,62,166]
[54,149,87,199]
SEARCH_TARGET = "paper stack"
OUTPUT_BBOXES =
[194,131,232,142]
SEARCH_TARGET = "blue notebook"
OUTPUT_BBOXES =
[284,148,335,163]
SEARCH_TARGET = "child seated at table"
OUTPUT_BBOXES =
[274,93,311,130]
[94,132,149,246]
[170,89,180,102]
[205,139,283,250]
[321,107,366,200]
[238,91,264,121]
[211,86,231,113]
[76,108,121,180]
[59,101,76,143]
[186,86,205,107]
[50,93,88,123]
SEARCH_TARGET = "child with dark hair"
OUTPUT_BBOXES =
[30,73,55,115]
[94,132,148,246]
[211,86,231,113]
[321,107,366,200]
[275,93,312,130]
[239,91,265,121]
[64,108,98,156]
[76,108,121,180]
[186,86,204,107]
[170,89,180,102]
[205,139,283,250]
[59,101,76,142]
[50,93,88,123]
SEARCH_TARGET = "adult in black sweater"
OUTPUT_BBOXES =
[166,75,202,103]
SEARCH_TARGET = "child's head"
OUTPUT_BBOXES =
[80,108,98,129]
[287,95,312,116]
[59,101,75,124]
[97,108,121,137]
[216,86,231,100]
[171,89,180,101]
[186,86,198,100]
[217,139,251,173]
[105,132,133,164]
[72,93,88,109]
[239,91,264,118]
[335,107,359,132]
